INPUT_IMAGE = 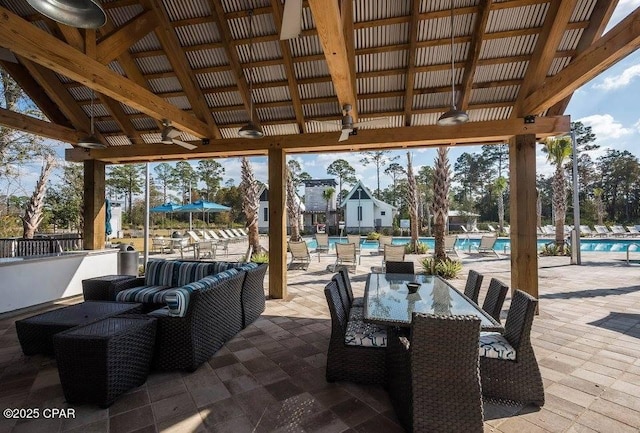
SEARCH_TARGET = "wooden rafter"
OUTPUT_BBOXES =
[522,7,640,115]
[0,107,80,143]
[145,0,220,140]
[546,0,619,116]
[270,0,306,133]
[514,0,578,117]
[56,25,143,145]
[96,9,158,64]
[0,60,70,127]
[0,6,210,138]
[308,0,358,119]
[403,0,421,126]
[458,0,491,111]
[341,0,357,119]
[208,0,262,131]
[66,116,570,163]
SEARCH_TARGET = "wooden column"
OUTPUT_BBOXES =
[509,134,538,300]
[83,159,106,250]
[268,147,287,299]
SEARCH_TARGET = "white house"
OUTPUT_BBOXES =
[341,180,397,233]
[258,185,305,234]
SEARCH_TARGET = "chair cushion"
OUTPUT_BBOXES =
[345,319,387,348]
[145,260,179,286]
[199,268,240,290]
[115,285,172,303]
[479,332,516,361]
[148,307,171,317]
[175,262,216,286]
[348,306,364,321]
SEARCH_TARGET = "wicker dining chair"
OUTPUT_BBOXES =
[337,268,363,307]
[387,313,484,433]
[323,281,386,385]
[385,261,414,274]
[481,278,509,322]
[464,270,484,304]
[479,290,545,406]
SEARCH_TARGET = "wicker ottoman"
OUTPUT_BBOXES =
[16,301,142,356]
[54,317,157,407]
[82,275,140,301]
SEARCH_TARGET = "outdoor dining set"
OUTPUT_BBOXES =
[324,264,544,432]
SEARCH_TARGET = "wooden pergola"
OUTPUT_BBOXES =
[0,0,638,300]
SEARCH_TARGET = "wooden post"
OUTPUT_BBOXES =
[509,134,538,300]
[83,159,106,250]
[268,147,287,299]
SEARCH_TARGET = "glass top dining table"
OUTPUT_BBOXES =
[364,273,504,332]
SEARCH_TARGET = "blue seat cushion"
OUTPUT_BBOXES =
[175,262,216,286]
[344,319,387,348]
[479,332,516,361]
[115,285,173,303]
[145,260,179,286]
[165,268,241,317]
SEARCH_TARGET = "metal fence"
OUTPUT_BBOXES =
[0,234,83,258]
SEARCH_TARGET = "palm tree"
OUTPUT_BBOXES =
[322,187,335,234]
[240,157,261,257]
[406,152,419,252]
[431,147,451,261]
[494,176,507,233]
[542,136,572,251]
[286,167,301,241]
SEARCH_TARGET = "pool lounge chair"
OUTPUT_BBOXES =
[346,235,362,255]
[206,230,229,256]
[474,235,500,258]
[579,225,594,237]
[315,233,330,262]
[186,230,215,259]
[610,225,627,237]
[288,241,311,270]
[593,225,611,237]
[377,235,393,254]
[335,242,358,273]
[383,244,406,271]
[445,234,458,257]
[626,225,640,235]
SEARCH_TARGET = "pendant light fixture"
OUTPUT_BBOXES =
[26,0,107,29]
[437,0,469,126]
[238,8,264,139]
[77,89,106,149]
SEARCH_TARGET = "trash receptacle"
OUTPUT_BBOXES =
[118,244,139,276]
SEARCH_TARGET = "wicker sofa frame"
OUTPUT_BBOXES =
[324,280,386,385]
[240,263,268,328]
[480,290,545,406]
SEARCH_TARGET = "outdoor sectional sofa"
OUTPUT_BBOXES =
[112,259,267,371]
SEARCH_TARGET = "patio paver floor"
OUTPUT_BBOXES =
[1,239,640,432]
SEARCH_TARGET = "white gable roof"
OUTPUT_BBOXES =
[341,180,397,210]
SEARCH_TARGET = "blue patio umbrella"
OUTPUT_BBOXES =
[105,199,112,236]
[150,202,183,229]
[177,200,231,227]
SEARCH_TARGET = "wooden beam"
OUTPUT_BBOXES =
[208,0,262,132]
[268,148,287,299]
[514,0,578,117]
[0,6,209,138]
[308,0,358,118]
[546,0,619,115]
[0,60,71,127]
[522,7,640,115]
[270,0,306,133]
[66,116,570,163]
[0,107,80,143]
[96,9,158,64]
[145,0,221,139]
[83,160,106,250]
[403,0,421,126]
[341,0,358,121]
[509,134,538,301]
[459,0,491,111]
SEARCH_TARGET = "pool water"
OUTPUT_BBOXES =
[305,237,640,253]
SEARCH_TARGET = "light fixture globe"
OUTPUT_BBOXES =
[27,0,107,29]
[77,135,106,149]
[238,121,264,139]
[437,107,469,126]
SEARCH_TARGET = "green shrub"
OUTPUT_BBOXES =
[405,241,429,254]
[251,251,269,263]
[420,257,462,279]
[366,231,380,241]
[539,243,571,256]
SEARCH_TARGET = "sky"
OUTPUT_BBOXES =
[4,0,640,200]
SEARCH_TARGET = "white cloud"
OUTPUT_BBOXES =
[593,64,640,91]
[634,118,640,132]
[577,114,633,140]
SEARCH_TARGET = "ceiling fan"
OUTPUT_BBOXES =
[280,0,302,40]
[310,104,390,142]
[160,120,197,150]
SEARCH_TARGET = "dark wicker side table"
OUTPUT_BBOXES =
[15,301,142,356]
[54,317,157,407]
[82,275,140,301]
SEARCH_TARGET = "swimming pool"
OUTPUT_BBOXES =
[304,237,640,253]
